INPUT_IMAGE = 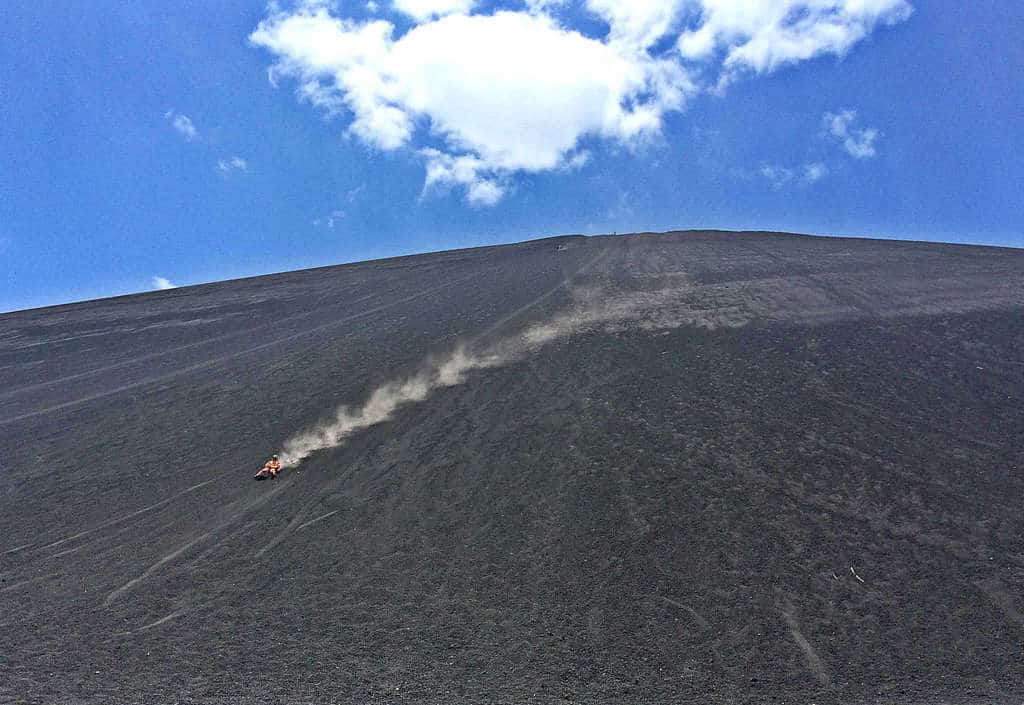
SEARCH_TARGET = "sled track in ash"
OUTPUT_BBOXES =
[0,285,402,401]
[102,479,295,606]
[0,272,484,426]
[39,479,217,552]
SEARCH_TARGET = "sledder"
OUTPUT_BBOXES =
[254,455,282,481]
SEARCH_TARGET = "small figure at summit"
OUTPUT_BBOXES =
[254,454,282,481]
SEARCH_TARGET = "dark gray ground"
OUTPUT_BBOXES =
[2,230,1023,704]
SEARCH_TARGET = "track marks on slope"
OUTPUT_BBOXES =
[41,479,216,552]
[0,572,62,594]
[778,598,831,687]
[649,589,739,680]
[136,607,190,632]
[2,542,35,556]
[103,480,293,606]
[471,244,611,344]
[104,532,213,606]
[656,595,710,630]
[298,509,340,531]
[975,578,1024,626]
[0,273,484,426]
[0,286,398,401]
[254,495,339,557]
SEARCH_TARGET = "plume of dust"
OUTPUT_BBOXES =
[276,280,716,467]
[278,285,677,467]
[278,344,511,466]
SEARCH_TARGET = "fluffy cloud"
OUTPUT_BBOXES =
[421,148,505,206]
[679,0,913,83]
[152,276,178,290]
[251,0,909,204]
[824,110,879,158]
[586,0,686,50]
[393,0,474,22]
[166,111,197,140]
[252,9,687,160]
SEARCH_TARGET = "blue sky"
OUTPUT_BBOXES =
[1,1,1021,312]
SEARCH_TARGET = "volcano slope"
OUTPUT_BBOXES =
[2,230,1024,704]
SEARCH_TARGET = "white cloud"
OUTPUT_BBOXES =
[824,109,879,158]
[466,180,505,207]
[803,161,828,182]
[251,6,690,204]
[679,0,913,84]
[758,161,828,188]
[152,276,178,290]
[393,0,474,22]
[250,1,909,204]
[420,148,506,206]
[166,111,197,140]
[585,0,686,50]
[759,163,795,188]
[217,156,249,173]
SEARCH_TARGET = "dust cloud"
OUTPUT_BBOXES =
[278,316,578,467]
[279,345,507,466]
[278,283,726,467]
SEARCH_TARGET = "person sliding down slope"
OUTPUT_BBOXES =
[253,455,281,481]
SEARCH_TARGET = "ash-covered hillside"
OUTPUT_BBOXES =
[2,230,1023,704]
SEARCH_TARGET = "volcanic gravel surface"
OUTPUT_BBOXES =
[2,231,1024,704]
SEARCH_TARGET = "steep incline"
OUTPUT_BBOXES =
[2,231,1023,704]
